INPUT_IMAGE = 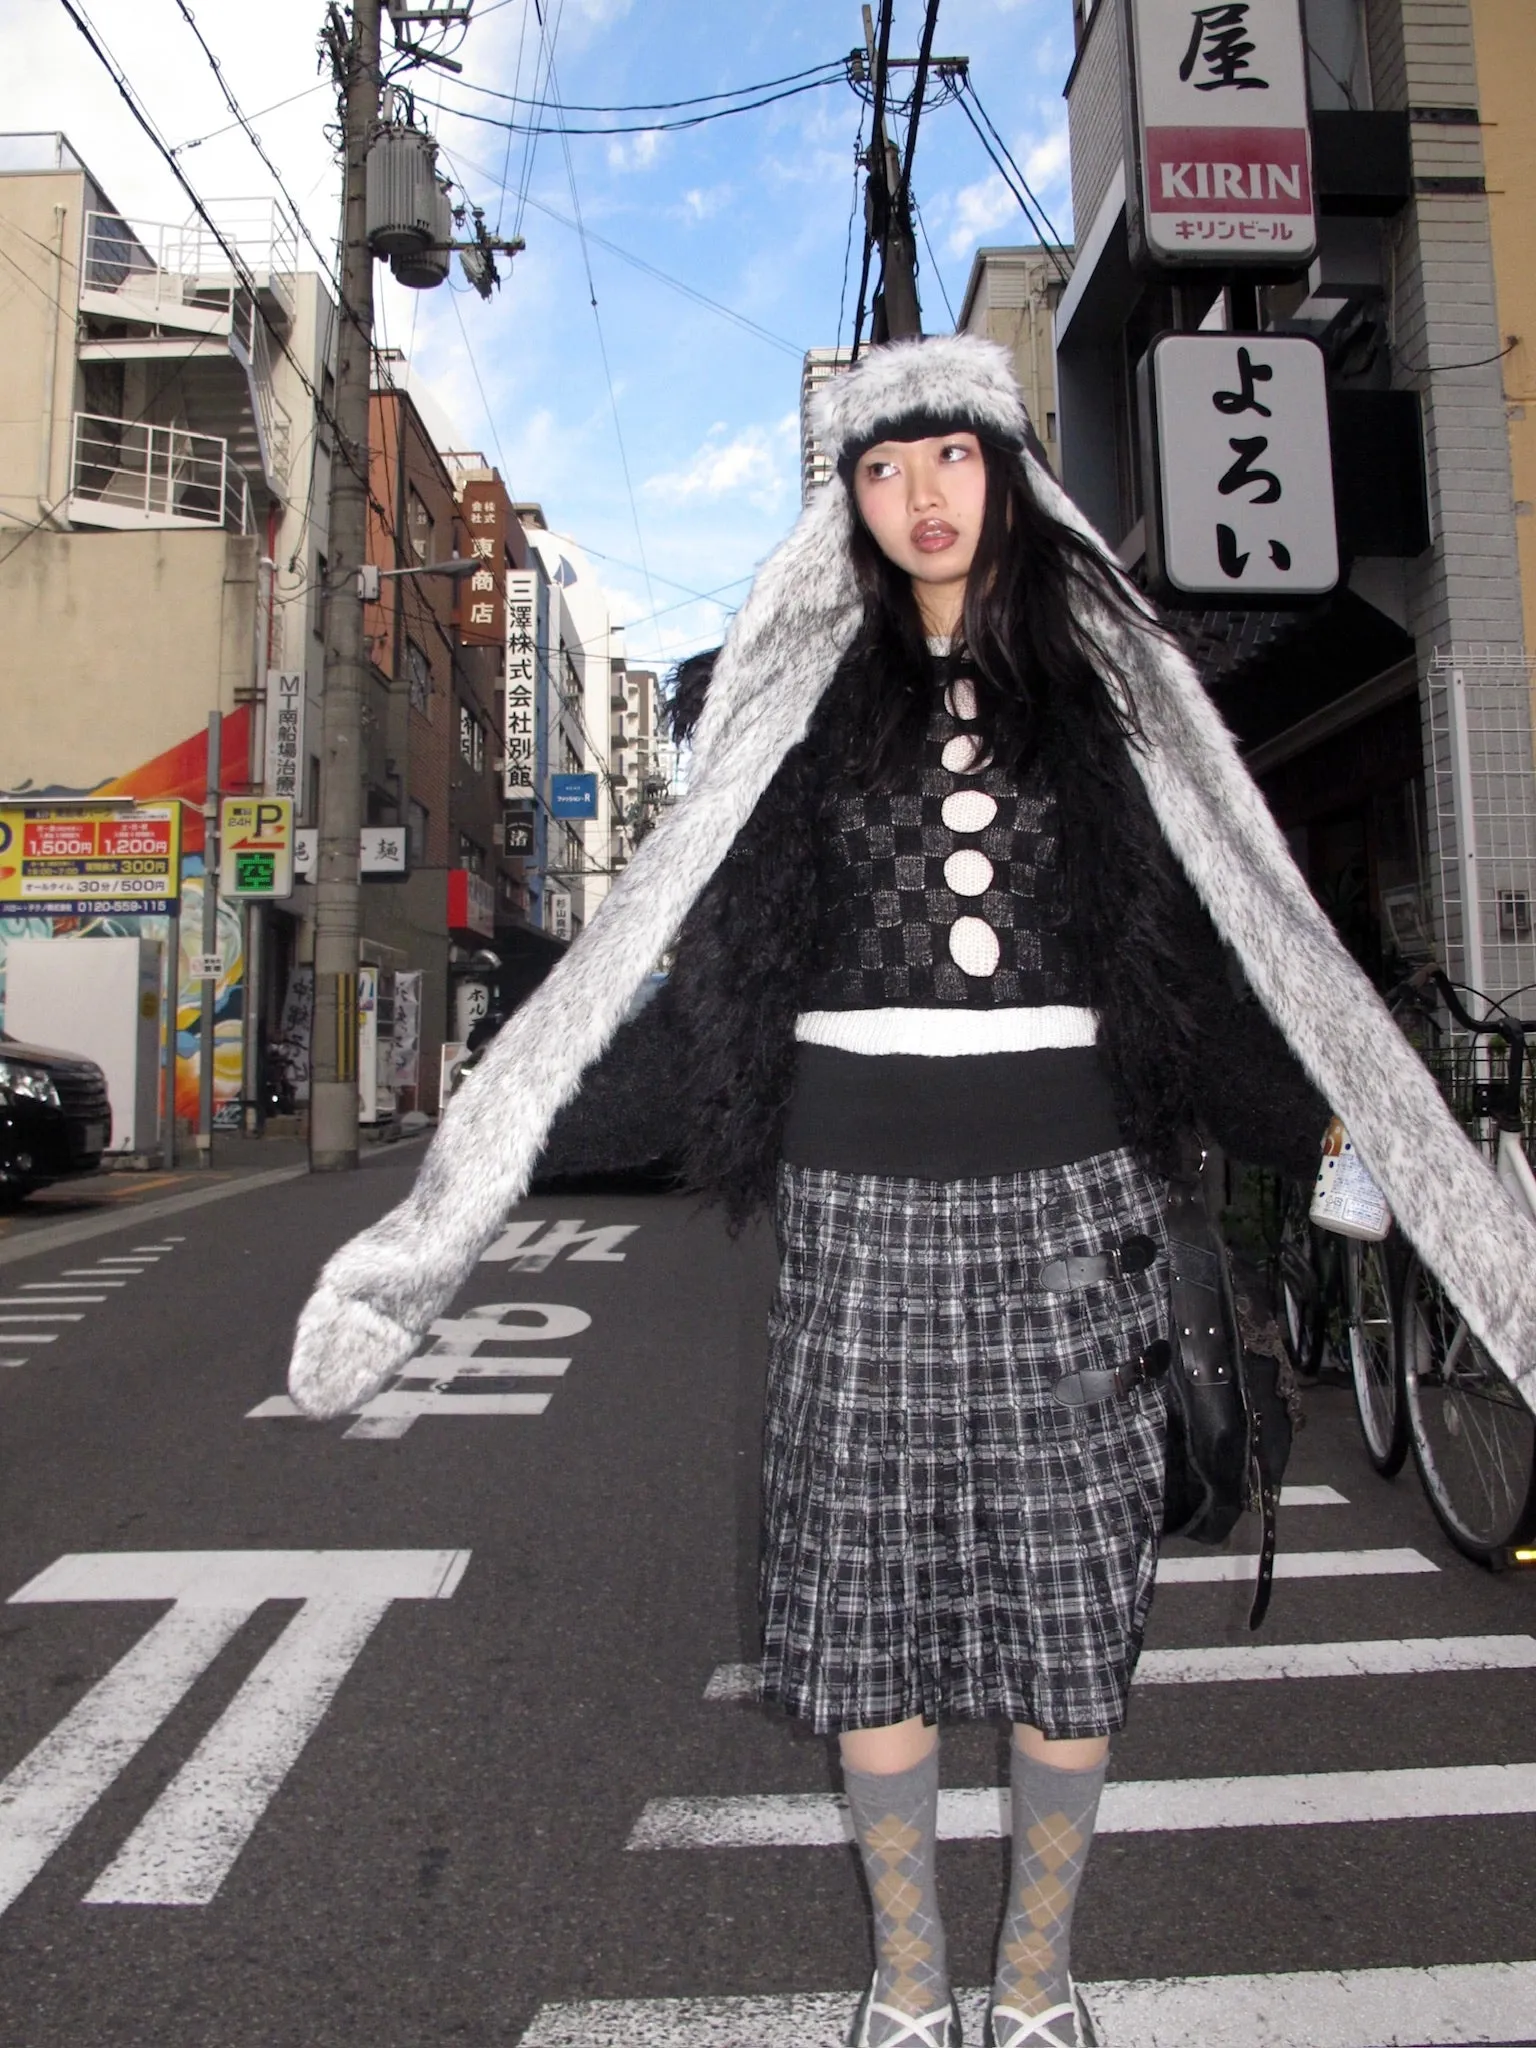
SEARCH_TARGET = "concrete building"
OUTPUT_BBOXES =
[1470,0,1536,663]
[514,506,618,937]
[0,131,334,1137]
[1054,0,1536,1000]
[800,346,854,504]
[607,647,667,876]
[958,245,1072,471]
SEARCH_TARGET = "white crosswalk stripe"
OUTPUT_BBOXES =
[0,1242,178,1372]
[516,1963,1536,2048]
[515,1469,1534,2048]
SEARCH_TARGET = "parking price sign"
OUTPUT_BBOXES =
[218,798,295,899]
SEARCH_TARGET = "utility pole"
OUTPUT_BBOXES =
[853,0,944,352]
[310,0,382,1172]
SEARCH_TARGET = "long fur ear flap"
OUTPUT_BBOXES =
[1023,454,1536,1410]
[287,480,864,1419]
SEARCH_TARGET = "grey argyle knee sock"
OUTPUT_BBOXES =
[991,1744,1107,2033]
[842,1745,951,2039]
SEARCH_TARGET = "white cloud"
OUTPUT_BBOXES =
[945,172,1020,257]
[606,128,664,174]
[643,421,791,514]
[676,183,733,223]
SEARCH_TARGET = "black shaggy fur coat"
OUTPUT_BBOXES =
[539,655,1327,1221]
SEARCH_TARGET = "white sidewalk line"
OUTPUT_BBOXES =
[0,1166,308,1268]
[627,1763,1536,1849]
[513,1960,1536,2048]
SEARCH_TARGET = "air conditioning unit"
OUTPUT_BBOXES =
[365,126,440,259]
[390,175,452,289]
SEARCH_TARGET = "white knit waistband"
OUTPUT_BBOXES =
[793,1006,1099,1058]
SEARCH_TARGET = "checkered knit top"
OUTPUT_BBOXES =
[802,660,1087,1012]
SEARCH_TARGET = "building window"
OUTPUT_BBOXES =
[408,799,429,867]
[1045,411,1057,444]
[407,638,431,714]
[459,703,485,772]
[458,832,485,874]
[408,487,433,563]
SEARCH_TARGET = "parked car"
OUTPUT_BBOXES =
[0,1034,112,1202]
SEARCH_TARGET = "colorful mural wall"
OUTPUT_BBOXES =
[0,709,255,1136]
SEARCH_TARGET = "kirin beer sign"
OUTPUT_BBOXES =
[1125,0,1317,269]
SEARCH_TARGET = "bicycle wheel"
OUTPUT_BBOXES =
[1347,1236,1407,1475]
[1398,1249,1536,1562]
[1277,1181,1325,1377]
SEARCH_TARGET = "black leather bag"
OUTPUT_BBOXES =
[1160,1168,1297,1628]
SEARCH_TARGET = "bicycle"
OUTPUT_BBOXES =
[1274,1174,1405,1475]
[1395,974,1536,1566]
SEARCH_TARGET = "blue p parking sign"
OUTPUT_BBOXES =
[549,774,598,820]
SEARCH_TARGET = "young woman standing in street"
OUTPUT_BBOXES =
[288,337,1536,2048]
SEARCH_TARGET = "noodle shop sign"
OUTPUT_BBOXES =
[0,805,182,917]
[1125,0,1317,268]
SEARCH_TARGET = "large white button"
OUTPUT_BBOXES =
[941,789,997,833]
[943,849,993,897]
[941,733,990,774]
[946,675,979,721]
[948,916,1001,977]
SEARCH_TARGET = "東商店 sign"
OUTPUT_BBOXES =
[1126,0,1317,268]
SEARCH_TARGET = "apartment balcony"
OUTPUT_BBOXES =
[66,413,252,535]
[77,206,295,501]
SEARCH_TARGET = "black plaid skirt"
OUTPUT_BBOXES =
[759,1148,1169,1738]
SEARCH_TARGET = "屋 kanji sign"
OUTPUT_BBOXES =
[1126,0,1316,268]
[1139,334,1338,600]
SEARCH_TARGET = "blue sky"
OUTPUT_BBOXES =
[11,0,1077,665]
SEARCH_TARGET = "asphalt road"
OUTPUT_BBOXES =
[0,1157,1533,2047]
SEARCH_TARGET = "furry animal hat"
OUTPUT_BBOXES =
[289,335,1536,1420]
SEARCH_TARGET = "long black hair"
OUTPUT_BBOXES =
[662,444,1226,1214]
[829,436,1149,786]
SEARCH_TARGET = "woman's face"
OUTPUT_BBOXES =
[851,431,986,624]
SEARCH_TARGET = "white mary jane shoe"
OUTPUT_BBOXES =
[984,1982,1096,2048]
[849,1975,962,2048]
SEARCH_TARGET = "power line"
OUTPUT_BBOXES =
[170,80,329,156]
[535,23,659,630]
[166,0,342,293]
[957,80,1071,277]
[441,139,805,357]
[911,191,956,329]
[437,55,848,115]
[417,68,845,138]
[54,0,398,545]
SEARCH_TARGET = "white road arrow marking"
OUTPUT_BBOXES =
[0,1550,468,1915]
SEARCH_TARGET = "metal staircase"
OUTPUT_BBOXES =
[72,202,297,529]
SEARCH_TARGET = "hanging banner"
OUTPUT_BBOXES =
[0,804,181,917]
[1126,0,1316,268]
[263,670,305,804]
[1139,332,1338,600]
[504,568,538,800]
[460,481,506,646]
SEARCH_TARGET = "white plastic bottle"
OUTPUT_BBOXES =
[1310,1116,1392,1240]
